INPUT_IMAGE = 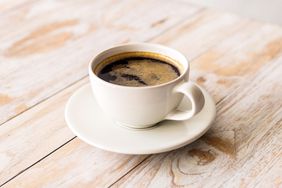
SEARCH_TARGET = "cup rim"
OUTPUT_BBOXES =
[88,42,189,90]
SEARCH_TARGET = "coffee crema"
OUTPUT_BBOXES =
[94,52,182,87]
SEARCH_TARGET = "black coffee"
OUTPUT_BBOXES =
[95,52,181,87]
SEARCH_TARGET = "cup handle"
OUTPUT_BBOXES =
[164,82,205,121]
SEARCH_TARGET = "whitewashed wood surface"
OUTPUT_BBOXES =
[0,0,281,187]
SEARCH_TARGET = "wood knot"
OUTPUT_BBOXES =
[202,135,236,157]
[188,149,215,165]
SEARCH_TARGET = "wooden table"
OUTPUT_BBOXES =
[1,0,281,187]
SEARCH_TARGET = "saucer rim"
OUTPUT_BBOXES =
[65,83,216,155]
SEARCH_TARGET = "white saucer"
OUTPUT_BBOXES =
[65,83,216,154]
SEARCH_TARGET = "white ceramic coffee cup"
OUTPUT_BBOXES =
[89,43,205,129]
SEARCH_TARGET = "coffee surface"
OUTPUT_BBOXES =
[97,56,180,87]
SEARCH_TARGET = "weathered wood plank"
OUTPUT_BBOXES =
[0,0,200,124]
[3,10,282,187]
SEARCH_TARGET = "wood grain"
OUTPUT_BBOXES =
[2,7,282,187]
[0,0,200,124]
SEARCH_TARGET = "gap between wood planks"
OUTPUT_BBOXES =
[0,7,205,187]
[108,155,153,188]
[0,137,76,187]
[0,76,87,127]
